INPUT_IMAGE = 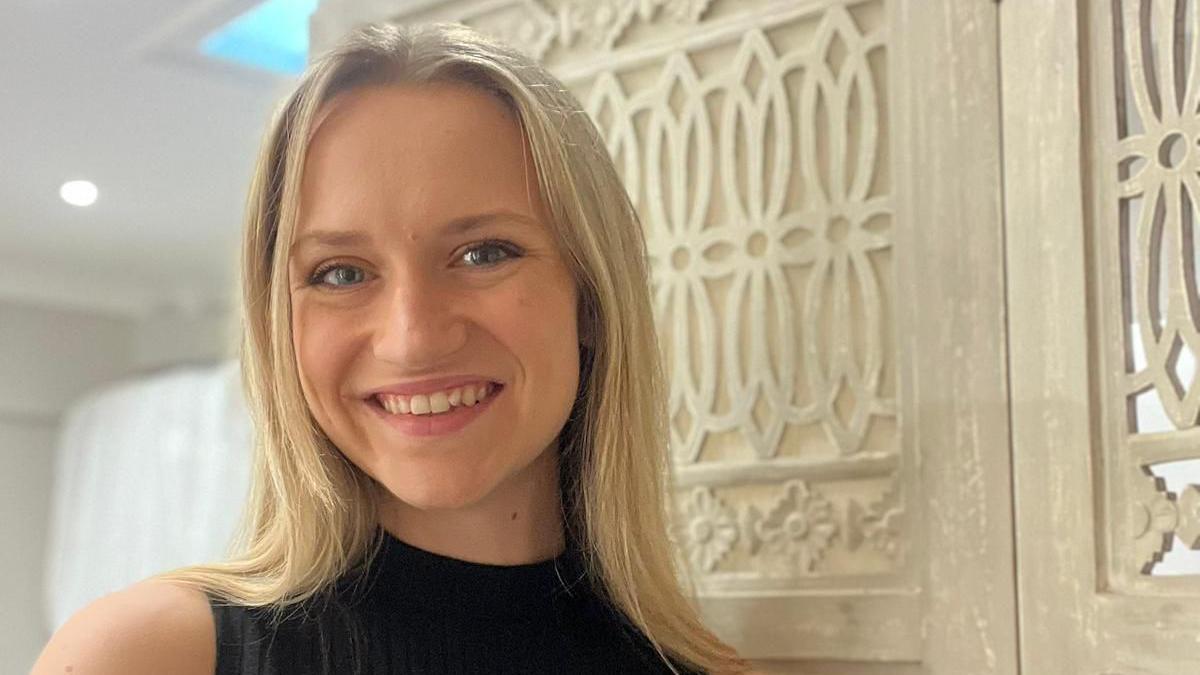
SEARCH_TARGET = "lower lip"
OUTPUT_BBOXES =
[365,385,503,437]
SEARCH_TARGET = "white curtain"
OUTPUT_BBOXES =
[42,359,253,632]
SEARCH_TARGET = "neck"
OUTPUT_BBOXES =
[377,447,566,566]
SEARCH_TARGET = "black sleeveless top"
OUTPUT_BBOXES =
[207,529,699,674]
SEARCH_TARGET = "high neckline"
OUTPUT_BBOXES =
[352,527,591,622]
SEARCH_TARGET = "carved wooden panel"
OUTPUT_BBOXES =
[1007,0,1200,672]
[578,1,900,592]
[1100,0,1200,585]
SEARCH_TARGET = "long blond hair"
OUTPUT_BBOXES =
[153,21,745,674]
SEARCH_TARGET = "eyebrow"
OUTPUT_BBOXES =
[289,210,540,255]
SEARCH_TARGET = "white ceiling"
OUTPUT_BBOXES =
[0,0,302,318]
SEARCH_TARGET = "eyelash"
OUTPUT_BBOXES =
[305,240,525,289]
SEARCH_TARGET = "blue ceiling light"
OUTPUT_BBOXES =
[200,0,319,75]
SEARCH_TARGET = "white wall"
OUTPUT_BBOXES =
[0,299,134,673]
[0,297,232,674]
[0,418,63,675]
[130,299,239,376]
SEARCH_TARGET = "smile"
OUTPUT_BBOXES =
[366,383,504,437]
[375,381,496,416]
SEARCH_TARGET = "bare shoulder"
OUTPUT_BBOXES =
[31,579,215,675]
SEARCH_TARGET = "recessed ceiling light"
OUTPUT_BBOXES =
[60,180,98,207]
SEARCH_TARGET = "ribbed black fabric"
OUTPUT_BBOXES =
[208,528,701,674]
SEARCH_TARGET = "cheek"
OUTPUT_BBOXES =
[290,312,322,427]
[515,277,580,396]
[291,305,349,410]
[515,265,576,333]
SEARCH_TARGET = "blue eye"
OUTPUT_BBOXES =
[461,241,523,267]
[306,240,523,290]
[308,264,365,288]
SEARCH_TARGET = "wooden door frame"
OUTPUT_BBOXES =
[894,1,1019,672]
[1001,0,1094,671]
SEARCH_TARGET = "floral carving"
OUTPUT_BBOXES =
[747,480,838,572]
[562,0,716,49]
[848,486,903,561]
[561,0,639,50]
[676,487,739,572]
[474,0,717,54]
[464,0,558,60]
[660,0,713,23]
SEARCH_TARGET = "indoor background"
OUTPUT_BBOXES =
[2,1,1198,674]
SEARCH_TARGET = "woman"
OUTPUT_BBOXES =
[34,22,747,675]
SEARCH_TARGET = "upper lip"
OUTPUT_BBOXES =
[363,376,503,398]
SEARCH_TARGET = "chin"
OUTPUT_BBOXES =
[378,470,497,512]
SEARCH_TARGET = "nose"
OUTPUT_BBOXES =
[372,270,469,367]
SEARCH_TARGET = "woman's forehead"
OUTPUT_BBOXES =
[296,83,545,236]
[308,83,518,151]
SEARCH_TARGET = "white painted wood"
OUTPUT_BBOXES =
[890,1,1018,672]
[1004,0,1200,672]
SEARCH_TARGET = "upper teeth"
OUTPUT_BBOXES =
[377,383,494,416]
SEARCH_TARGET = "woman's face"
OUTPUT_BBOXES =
[288,83,581,512]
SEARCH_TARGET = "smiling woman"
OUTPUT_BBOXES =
[32,21,747,675]
[289,82,585,536]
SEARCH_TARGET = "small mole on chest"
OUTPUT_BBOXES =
[511,512,517,520]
